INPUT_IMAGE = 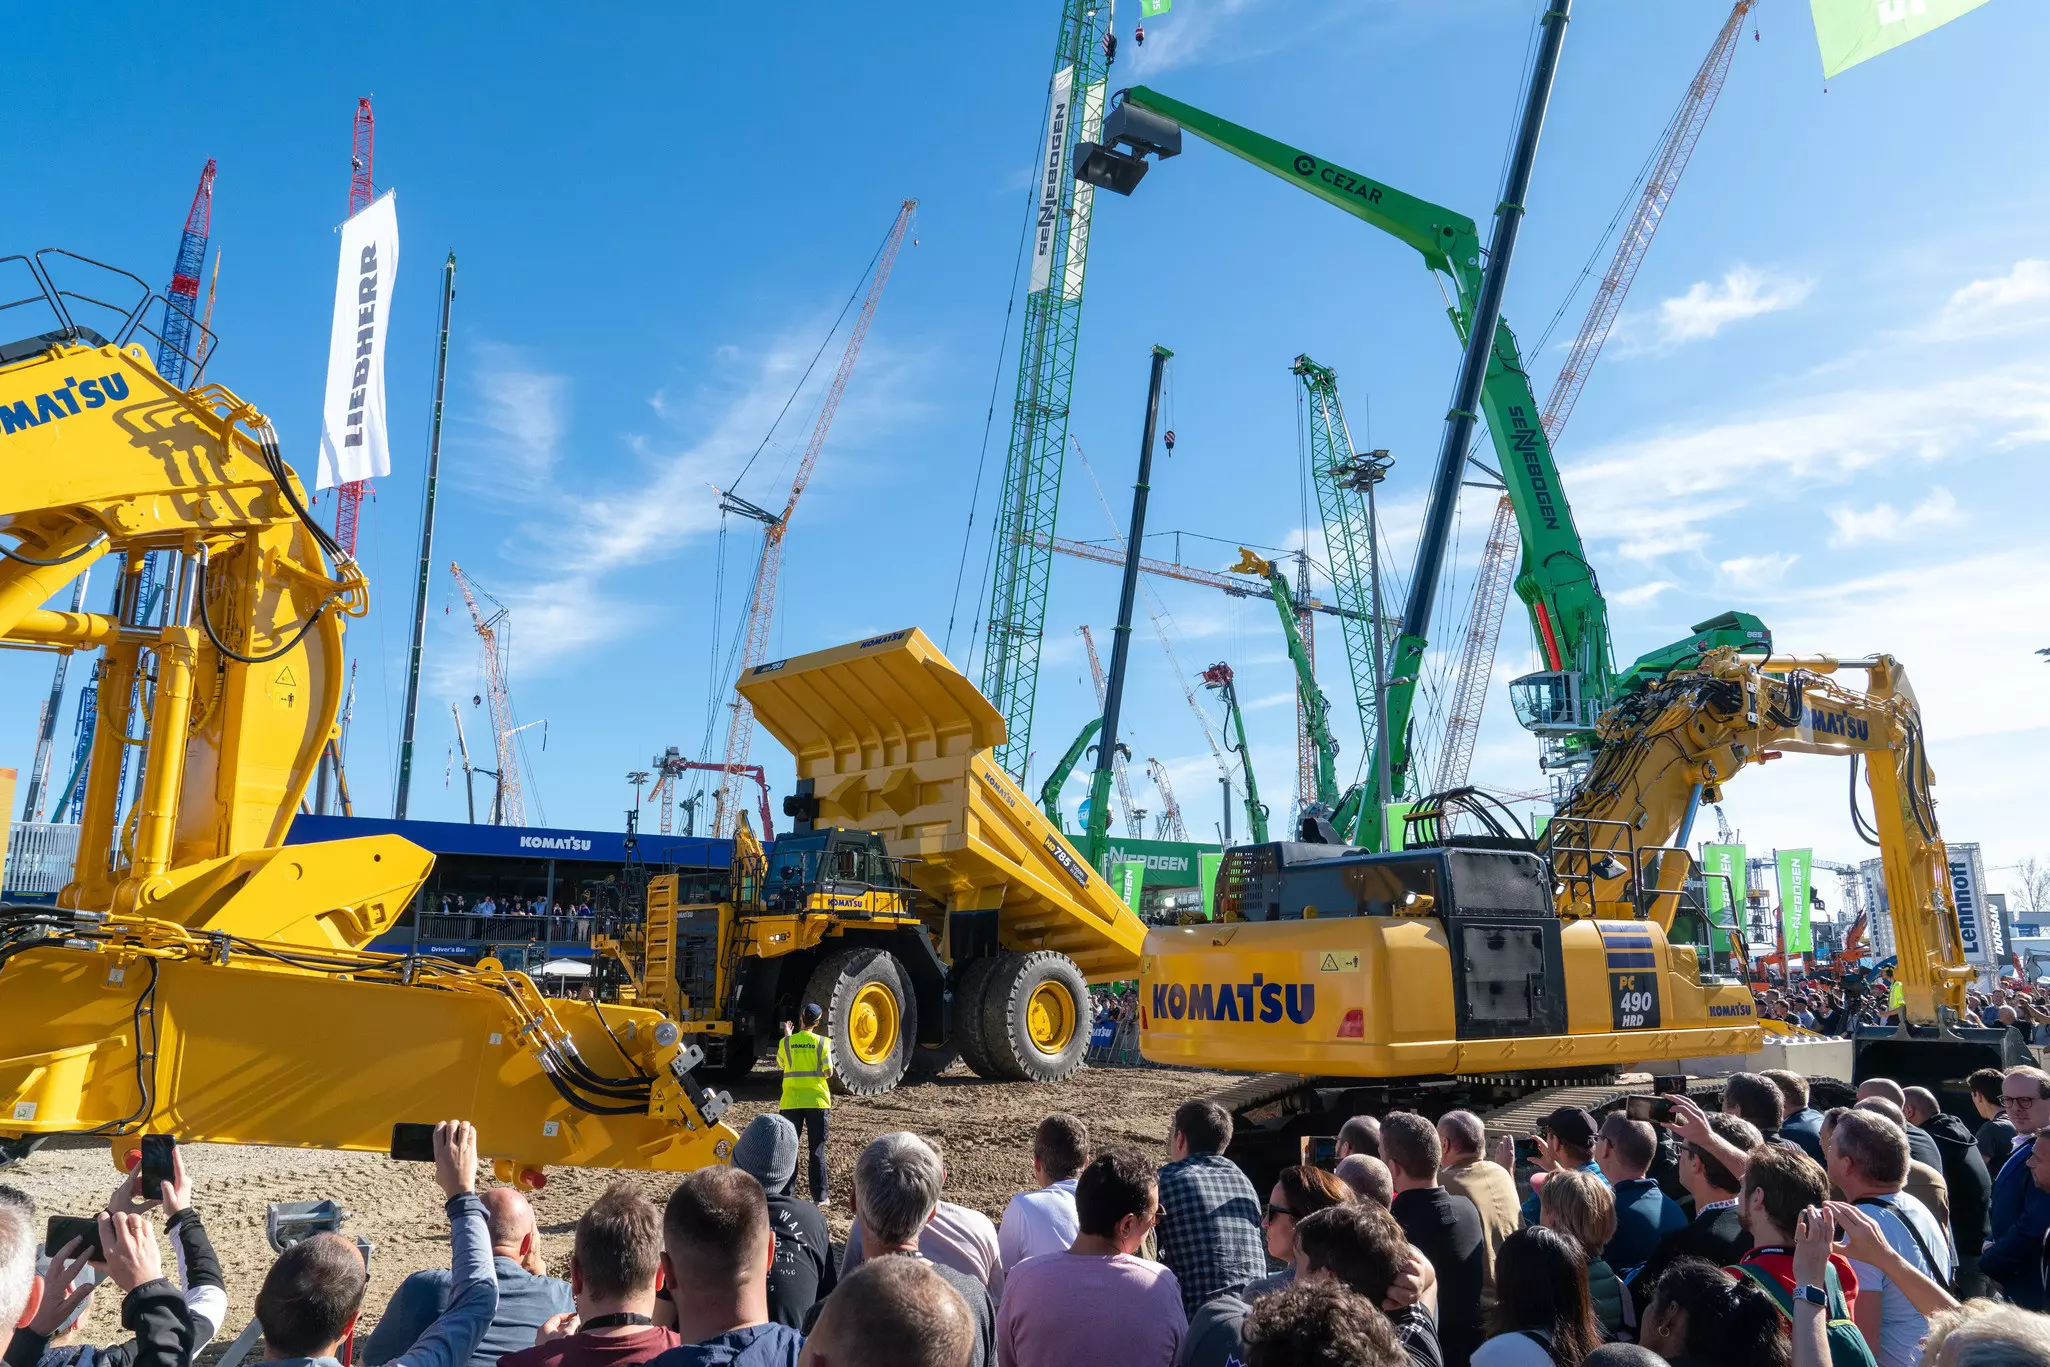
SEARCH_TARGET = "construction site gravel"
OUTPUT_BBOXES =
[6,1064,1239,1352]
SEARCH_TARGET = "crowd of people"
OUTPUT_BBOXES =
[436,895,599,939]
[11,1065,2050,1367]
[1745,965,2050,1047]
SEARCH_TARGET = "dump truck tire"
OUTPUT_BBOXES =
[803,948,917,1096]
[980,950,1090,1083]
[953,956,1005,1080]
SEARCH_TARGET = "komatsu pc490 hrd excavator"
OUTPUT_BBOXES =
[0,251,738,1177]
[1141,646,2013,1176]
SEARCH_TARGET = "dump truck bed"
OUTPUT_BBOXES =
[736,628,1146,981]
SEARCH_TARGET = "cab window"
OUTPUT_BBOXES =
[1274,857,1441,919]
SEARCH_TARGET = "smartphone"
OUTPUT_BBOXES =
[1300,1136,1340,1172]
[1513,1136,1542,1163]
[1622,1095,1679,1125]
[45,1215,102,1262]
[138,1134,176,1200]
[389,1123,438,1163]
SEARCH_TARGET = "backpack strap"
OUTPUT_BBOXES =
[1734,1263,1797,1321]
[1853,1197,1954,1291]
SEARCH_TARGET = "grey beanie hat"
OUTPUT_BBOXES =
[733,1113,800,1196]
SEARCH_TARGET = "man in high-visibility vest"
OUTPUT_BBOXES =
[778,1003,832,1205]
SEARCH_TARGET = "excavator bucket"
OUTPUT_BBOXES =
[1852,1023,2032,1117]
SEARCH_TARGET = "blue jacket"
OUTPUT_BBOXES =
[1980,1137,2050,1308]
[647,1324,804,1367]
[282,1195,497,1367]
[1781,1108,1826,1164]
[1604,1177,1688,1274]
[363,1255,572,1367]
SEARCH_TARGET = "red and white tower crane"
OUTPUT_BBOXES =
[332,97,377,558]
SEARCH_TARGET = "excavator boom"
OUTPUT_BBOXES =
[0,251,737,1174]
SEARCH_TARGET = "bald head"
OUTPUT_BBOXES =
[1335,1155,1392,1208]
[482,1187,537,1254]
[1902,1087,1940,1127]
[1857,1078,1906,1107]
[799,1257,973,1367]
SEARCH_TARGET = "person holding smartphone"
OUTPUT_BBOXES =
[6,1145,228,1367]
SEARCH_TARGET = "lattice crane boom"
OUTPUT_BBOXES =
[1078,625,1144,837]
[712,200,916,835]
[156,160,216,390]
[333,97,377,558]
[1432,0,1752,795]
[449,562,525,826]
[1147,757,1188,842]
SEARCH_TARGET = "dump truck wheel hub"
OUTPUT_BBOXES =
[849,982,900,1064]
[1026,981,1074,1053]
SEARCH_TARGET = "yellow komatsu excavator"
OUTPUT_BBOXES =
[1141,645,2011,1174]
[0,250,738,1177]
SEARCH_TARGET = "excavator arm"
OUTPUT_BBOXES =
[1548,649,1978,1032]
[0,252,738,1174]
[1201,663,1267,844]
[1111,87,1614,836]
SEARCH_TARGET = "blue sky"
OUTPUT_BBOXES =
[5,1,2046,903]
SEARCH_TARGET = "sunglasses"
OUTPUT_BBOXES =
[1265,1203,1298,1222]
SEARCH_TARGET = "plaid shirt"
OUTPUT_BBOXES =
[1156,1153,1266,1314]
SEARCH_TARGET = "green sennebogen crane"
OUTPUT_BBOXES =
[1075,3,1766,848]
[1230,549,1343,817]
[979,0,1113,781]
[1200,662,1268,844]
[1039,716,1101,832]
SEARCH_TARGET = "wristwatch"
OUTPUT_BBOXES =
[1795,1284,1829,1308]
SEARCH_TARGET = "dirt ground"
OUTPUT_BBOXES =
[5,1062,1240,1347]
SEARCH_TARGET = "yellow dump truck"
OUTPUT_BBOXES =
[604,628,1147,1093]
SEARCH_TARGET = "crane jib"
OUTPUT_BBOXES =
[1289,154,1386,207]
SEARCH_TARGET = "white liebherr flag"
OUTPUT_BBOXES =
[317,190,400,490]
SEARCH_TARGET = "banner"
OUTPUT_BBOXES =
[1095,836,1215,886]
[1809,0,1992,78]
[1114,860,1146,913]
[1141,0,1173,16]
[1949,842,2000,977]
[1778,848,1814,955]
[318,190,400,490]
[1383,802,1415,852]
[1198,850,1223,921]
[1702,844,1747,949]
[1027,67,1074,296]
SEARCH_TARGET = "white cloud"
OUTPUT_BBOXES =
[468,343,569,496]
[1563,365,2050,561]
[1933,259,2050,338]
[1825,487,1963,548]
[1718,553,1798,590]
[1616,267,1814,356]
[1612,580,1675,608]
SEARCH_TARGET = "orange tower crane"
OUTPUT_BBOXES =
[711,199,916,836]
[1433,1,1753,794]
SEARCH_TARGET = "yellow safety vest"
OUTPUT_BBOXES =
[778,1030,833,1110]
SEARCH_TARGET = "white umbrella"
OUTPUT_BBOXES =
[540,959,593,979]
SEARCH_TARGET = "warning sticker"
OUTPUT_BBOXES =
[1318,952,1361,973]
[268,664,300,708]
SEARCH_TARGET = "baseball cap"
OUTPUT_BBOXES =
[1537,1105,1597,1151]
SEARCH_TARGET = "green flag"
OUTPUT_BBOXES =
[1778,848,1814,954]
[1810,0,1993,78]
[1702,844,1747,951]
[1198,851,1223,921]
[1140,0,1172,15]
[1114,860,1147,913]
